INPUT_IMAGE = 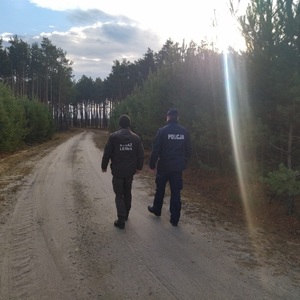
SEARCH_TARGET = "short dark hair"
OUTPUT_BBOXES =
[167,108,178,118]
[119,114,131,128]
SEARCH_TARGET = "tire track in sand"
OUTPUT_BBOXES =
[0,174,37,299]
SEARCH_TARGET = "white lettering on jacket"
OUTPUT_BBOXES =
[120,143,133,151]
[168,134,184,140]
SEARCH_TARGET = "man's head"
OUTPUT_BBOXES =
[166,108,178,121]
[119,114,131,128]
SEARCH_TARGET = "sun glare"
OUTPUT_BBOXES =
[222,14,272,287]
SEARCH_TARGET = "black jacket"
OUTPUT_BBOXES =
[101,128,144,178]
[149,120,192,173]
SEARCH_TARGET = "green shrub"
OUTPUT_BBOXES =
[0,83,55,152]
[22,99,54,143]
[263,163,300,197]
[262,163,300,215]
[0,84,26,151]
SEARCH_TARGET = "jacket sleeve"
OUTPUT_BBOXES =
[149,129,162,169]
[136,139,145,170]
[101,135,113,170]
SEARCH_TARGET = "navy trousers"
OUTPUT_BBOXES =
[152,171,183,223]
[112,176,133,221]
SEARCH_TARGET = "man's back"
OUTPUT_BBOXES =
[150,120,191,173]
[102,128,144,178]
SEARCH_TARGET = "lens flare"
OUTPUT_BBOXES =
[223,52,256,235]
[222,50,277,292]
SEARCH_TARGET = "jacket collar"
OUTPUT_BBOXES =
[167,120,178,124]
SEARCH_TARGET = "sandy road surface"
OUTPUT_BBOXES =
[0,131,299,299]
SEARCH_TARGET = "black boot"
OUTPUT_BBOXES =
[114,216,125,229]
[114,219,125,229]
[148,206,161,216]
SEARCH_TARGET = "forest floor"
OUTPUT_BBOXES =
[1,127,299,281]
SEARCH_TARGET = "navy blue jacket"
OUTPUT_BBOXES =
[149,120,192,173]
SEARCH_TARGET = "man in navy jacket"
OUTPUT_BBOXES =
[148,109,192,226]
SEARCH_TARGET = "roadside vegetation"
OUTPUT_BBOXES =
[0,83,54,152]
[0,0,300,226]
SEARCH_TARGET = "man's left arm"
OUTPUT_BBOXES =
[136,139,145,171]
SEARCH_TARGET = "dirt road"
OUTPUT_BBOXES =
[0,131,299,299]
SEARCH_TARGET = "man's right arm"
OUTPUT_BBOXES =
[149,129,162,170]
[101,136,113,171]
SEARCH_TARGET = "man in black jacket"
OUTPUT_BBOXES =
[148,109,192,226]
[101,114,144,229]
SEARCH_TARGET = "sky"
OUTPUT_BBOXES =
[0,0,249,81]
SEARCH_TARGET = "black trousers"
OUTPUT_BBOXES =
[112,176,133,221]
